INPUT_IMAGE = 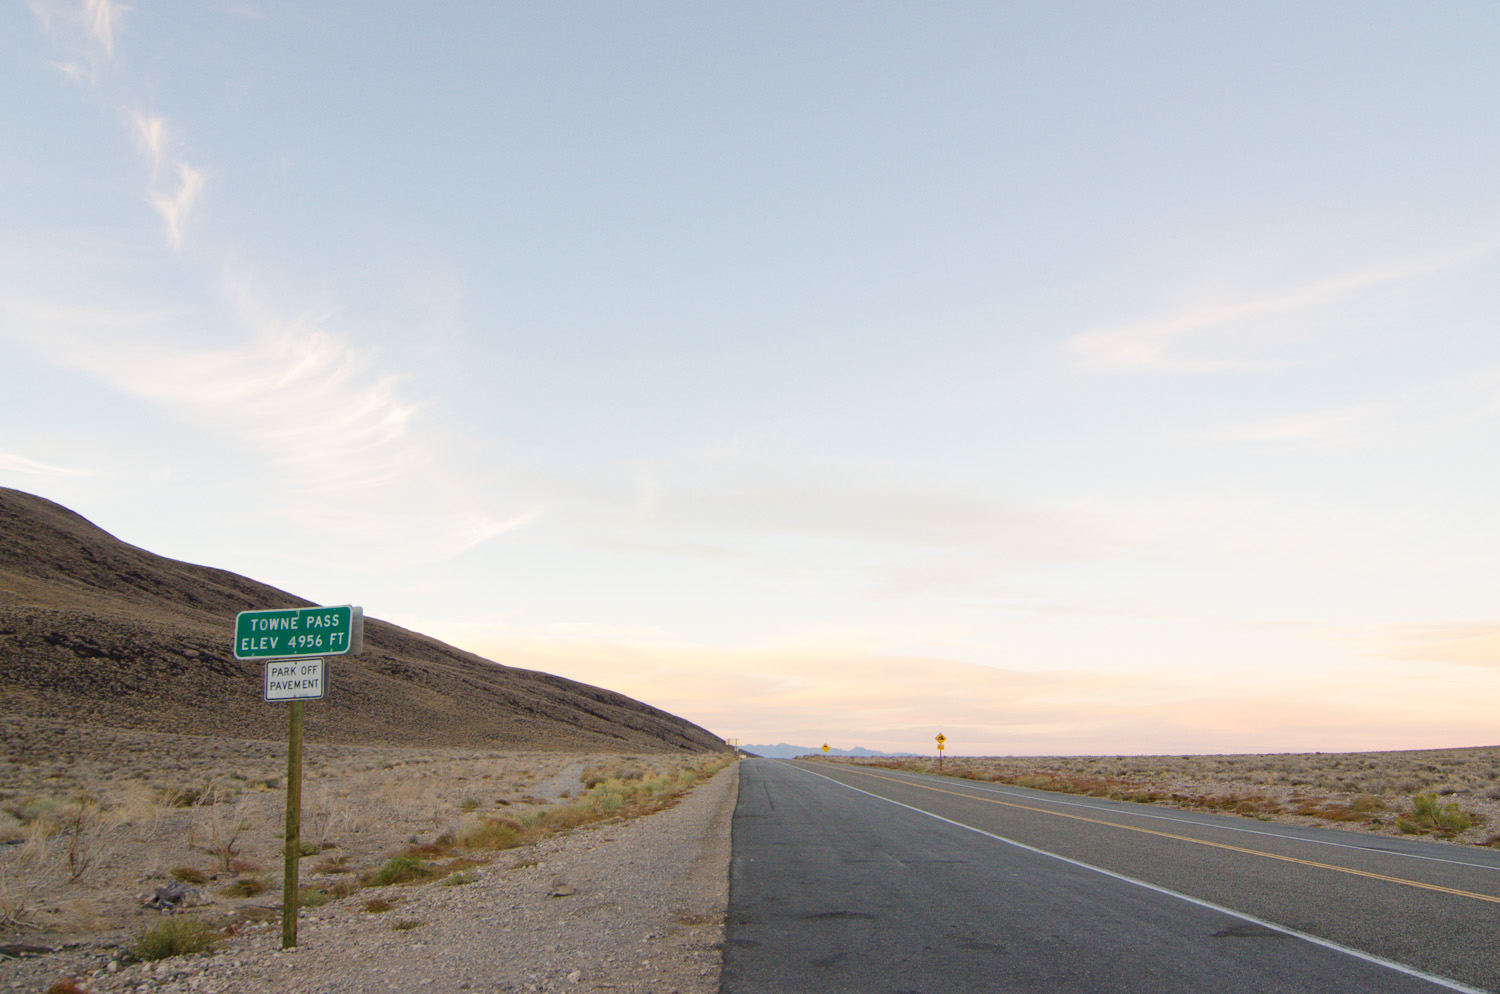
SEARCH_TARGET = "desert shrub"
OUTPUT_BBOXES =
[440,870,475,887]
[297,887,328,908]
[133,917,216,960]
[160,786,203,808]
[16,796,70,826]
[365,856,436,886]
[392,918,424,931]
[218,875,270,898]
[363,897,393,913]
[46,981,91,994]
[170,867,209,885]
[459,817,524,851]
[311,855,350,874]
[190,783,254,871]
[1398,793,1473,837]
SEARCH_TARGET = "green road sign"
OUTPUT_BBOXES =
[234,605,363,659]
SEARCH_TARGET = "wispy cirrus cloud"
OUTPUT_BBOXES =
[4,281,411,492]
[0,449,90,478]
[0,270,532,562]
[1068,239,1499,373]
[29,0,127,82]
[147,161,206,250]
[131,112,165,171]
[32,3,206,250]
[132,113,206,248]
[83,0,124,56]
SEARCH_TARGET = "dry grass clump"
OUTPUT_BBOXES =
[297,886,330,907]
[132,916,217,960]
[46,981,92,994]
[217,875,270,898]
[459,753,734,852]
[311,853,352,874]
[834,746,1500,846]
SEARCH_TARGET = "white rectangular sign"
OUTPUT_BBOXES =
[264,658,327,701]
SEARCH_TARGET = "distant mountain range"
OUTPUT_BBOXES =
[741,743,901,759]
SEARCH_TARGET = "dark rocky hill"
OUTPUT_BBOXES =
[0,487,724,752]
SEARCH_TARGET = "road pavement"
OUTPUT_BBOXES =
[723,758,1500,993]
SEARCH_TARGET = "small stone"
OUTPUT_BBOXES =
[567,969,582,983]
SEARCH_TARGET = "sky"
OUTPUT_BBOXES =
[4,2,1500,756]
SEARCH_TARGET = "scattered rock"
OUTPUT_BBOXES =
[145,880,215,911]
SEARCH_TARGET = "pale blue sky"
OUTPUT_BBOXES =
[5,2,1500,754]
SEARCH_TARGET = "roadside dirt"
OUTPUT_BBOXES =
[0,718,739,994]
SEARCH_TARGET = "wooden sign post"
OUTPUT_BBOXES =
[283,700,304,949]
[234,606,363,949]
[936,732,946,772]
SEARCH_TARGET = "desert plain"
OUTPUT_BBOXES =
[10,717,1500,991]
[826,744,1500,844]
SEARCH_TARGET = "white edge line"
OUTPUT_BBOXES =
[787,762,1491,994]
[875,766,1500,873]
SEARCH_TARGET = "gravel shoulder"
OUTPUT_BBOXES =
[7,761,740,994]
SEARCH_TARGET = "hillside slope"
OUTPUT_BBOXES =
[0,488,723,751]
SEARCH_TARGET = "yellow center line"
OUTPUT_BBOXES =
[816,764,1500,906]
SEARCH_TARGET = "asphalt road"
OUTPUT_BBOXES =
[722,759,1500,994]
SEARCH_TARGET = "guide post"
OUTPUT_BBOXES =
[283,699,303,949]
[234,605,363,949]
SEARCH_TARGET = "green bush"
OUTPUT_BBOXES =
[366,856,436,886]
[133,917,216,960]
[1398,793,1473,837]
